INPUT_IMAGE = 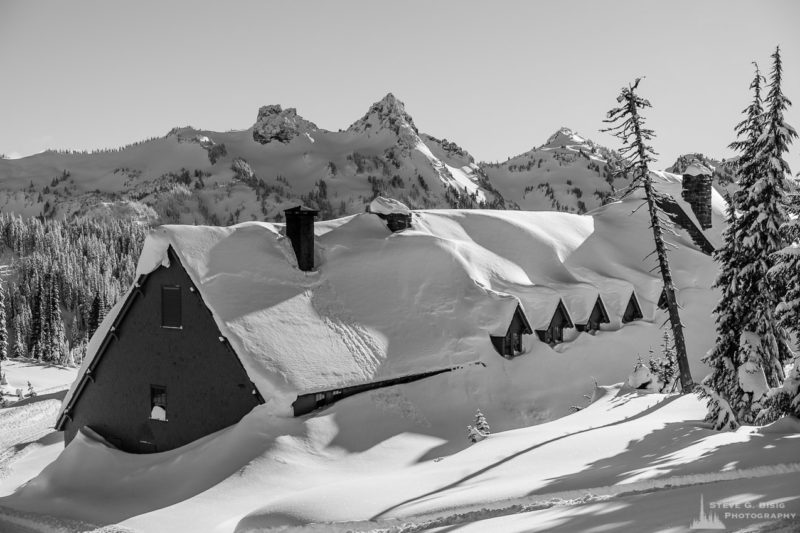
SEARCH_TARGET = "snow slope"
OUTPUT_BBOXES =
[3,382,798,533]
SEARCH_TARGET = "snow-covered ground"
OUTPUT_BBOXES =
[0,360,77,504]
[1,379,798,532]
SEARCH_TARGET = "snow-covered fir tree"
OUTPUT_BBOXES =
[48,277,67,364]
[649,330,677,392]
[0,280,7,361]
[0,213,145,361]
[474,409,491,435]
[702,191,747,429]
[772,193,799,340]
[704,49,796,428]
[602,78,694,392]
[467,425,485,444]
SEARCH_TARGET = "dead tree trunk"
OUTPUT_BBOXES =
[627,91,694,393]
[603,78,694,392]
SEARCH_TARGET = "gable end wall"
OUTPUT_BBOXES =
[63,250,261,453]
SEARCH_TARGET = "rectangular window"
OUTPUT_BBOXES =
[161,285,181,328]
[150,385,167,421]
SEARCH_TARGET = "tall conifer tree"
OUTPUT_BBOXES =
[603,78,693,392]
[705,48,796,427]
[0,281,8,361]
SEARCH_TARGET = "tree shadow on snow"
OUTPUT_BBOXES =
[369,394,684,521]
[530,418,798,498]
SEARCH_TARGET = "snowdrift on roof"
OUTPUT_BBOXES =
[60,186,725,419]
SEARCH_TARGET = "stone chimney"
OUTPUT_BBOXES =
[681,162,713,230]
[284,205,319,271]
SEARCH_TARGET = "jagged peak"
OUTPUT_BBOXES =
[252,104,318,145]
[544,127,589,148]
[348,93,419,137]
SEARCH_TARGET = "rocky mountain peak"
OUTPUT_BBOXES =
[252,105,318,145]
[348,93,419,142]
[543,127,589,149]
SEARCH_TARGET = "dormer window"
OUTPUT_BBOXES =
[161,285,181,328]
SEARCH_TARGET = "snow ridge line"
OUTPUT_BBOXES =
[271,463,800,533]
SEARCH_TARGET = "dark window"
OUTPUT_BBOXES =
[150,385,167,421]
[161,286,181,328]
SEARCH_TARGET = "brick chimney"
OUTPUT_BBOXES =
[681,162,713,230]
[284,205,319,271]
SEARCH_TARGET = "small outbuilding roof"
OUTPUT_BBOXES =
[368,196,411,216]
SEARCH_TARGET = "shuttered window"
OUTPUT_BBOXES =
[161,285,181,328]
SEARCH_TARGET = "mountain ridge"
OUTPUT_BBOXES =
[0,93,726,224]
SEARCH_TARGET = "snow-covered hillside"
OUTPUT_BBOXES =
[482,127,630,214]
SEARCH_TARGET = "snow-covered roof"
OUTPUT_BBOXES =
[478,285,532,337]
[368,196,411,216]
[558,285,607,324]
[510,286,573,331]
[58,201,715,420]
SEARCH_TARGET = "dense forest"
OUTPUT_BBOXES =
[0,214,146,365]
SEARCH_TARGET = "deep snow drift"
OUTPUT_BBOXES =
[2,178,785,532]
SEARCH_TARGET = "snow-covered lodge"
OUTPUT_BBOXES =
[56,181,722,453]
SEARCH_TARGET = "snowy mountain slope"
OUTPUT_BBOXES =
[481,127,630,214]
[0,94,502,225]
[1,94,736,225]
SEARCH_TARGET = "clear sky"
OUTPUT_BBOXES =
[2,0,799,172]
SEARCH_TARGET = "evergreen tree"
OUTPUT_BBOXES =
[702,191,748,429]
[467,425,485,444]
[12,324,25,359]
[602,78,693,392]
[474,409,491,435]
[0,281,7,361]
[88,293,102,337]
[704,49,796,427]
[48,276,66,363]
[29,274,43,358]
[649,330,677,392]
[773,193,799,341]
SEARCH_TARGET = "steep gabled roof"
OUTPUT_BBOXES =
[559,285,609,326]
[55,271,151,430]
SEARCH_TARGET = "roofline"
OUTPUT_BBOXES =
[56,271,151,430]
[515,303,534,334]
[547,298,574,329]
[595,294,611,323]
